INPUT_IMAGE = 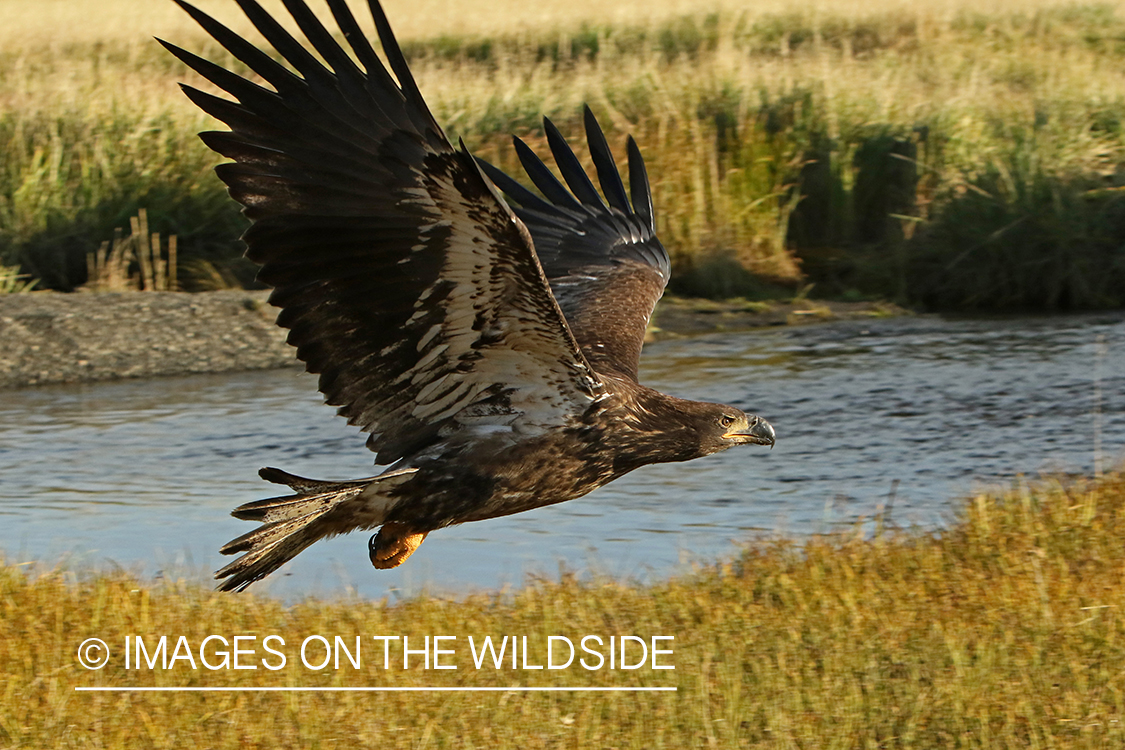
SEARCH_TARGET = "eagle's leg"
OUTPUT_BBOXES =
[369,523,429,569]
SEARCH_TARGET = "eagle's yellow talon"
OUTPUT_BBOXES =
[369,524,428,569]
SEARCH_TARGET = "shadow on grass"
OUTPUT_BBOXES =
[790,129,1125,311]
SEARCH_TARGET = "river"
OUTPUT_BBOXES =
[1,313,1123,599]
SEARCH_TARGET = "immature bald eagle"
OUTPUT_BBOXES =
[163,0,775,591]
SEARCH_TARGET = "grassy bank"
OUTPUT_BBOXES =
[3,0,1125,306]
[3,470,1125,747]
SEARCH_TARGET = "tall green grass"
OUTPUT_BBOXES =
[0,110,251,289]
[4,470,1125,747]
[3,1,1125,306]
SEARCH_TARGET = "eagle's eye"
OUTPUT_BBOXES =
[719,415,735,429]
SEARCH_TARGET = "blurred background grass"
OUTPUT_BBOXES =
[4,470,1124,748]
[3,0,1125,306]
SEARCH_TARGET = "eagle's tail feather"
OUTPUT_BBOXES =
[214,468,378,592]
[257,466,350,493]
[215,513,336,592]
[231,469,371,523]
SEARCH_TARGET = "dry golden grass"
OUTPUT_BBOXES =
[3,0,1121,48]
[4,471,1125,748]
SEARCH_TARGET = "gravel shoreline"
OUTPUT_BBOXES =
[0,291,901,389]
[0,290,293,389]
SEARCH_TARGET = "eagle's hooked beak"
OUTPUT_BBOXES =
[725,416,776,448]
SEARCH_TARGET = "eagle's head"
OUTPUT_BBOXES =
[618,391,775,466]
[695,403,775,457]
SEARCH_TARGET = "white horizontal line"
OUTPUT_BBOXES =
[75,686,676,693]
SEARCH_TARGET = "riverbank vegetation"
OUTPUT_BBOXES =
[3,469,1124,747]
[4,0,1125,308]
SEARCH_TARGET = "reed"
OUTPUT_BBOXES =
[85,209,179,292]
[0,264,37,294]
[3,470,1124,747]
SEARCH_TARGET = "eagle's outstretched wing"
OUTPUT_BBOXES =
[477,108,670,382]
[160,0,604,464]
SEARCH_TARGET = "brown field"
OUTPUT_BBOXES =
[3,471,1124,748]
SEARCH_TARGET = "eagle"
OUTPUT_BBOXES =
[162,0,776,592]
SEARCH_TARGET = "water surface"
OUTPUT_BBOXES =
[1,313,1122,599]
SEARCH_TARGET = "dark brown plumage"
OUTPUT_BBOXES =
[162,0,775,592]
